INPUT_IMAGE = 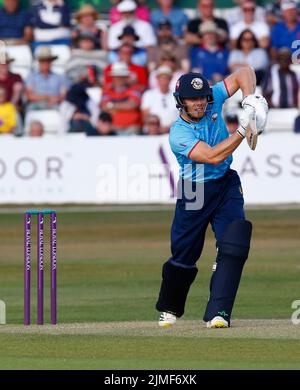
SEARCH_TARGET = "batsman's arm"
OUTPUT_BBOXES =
[224,65,256,98]
[189,132,244,165]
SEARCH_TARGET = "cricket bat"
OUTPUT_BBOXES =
[246,109,258,151]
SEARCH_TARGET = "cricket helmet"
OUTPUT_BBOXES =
[173,73,213,109]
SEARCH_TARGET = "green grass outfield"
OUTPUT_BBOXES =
[0,208,300,369]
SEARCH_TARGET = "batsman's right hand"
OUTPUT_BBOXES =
[237,107,259,150]
[239,106,254,134]
[236,106,254,138]
[241,94,269,134]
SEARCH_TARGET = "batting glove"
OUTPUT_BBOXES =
[241,94,269,134]
[236,106,254,139]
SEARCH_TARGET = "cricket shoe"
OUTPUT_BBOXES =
[206,316,229,329]
[158,312,177,327]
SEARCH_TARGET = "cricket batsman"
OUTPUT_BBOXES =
[156,66,268,328]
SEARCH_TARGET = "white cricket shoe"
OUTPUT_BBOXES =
[158,312,177,327]
[206,316,229,329]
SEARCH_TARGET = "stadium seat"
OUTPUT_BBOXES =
[95,19,109,31]
[265,108,299,132]
[5,45,32,80]
[183,8,197,19]
[49,45,71,74]
[24,110,63,135]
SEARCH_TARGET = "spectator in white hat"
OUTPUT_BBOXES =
[190,21,229,84]
[71,4,107,50]
[25,46,70,111]
[270,0,300,60]
[265,0,300,27]
[141,65,178,134]
[0,53,23,112]
[104,42,148,92]
[109,0,150,25]
[108,0,156,50]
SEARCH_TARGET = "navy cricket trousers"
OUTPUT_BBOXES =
[169,169,245,268]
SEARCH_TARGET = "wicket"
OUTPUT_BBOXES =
[24,210,57,325]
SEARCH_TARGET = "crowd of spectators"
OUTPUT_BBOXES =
[1,0,300,136]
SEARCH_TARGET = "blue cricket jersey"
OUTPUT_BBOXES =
[169,80,232,183]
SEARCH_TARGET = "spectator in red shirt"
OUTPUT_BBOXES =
[0,54,23,111]
[103,43,148,91]
[100,62,142,135]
